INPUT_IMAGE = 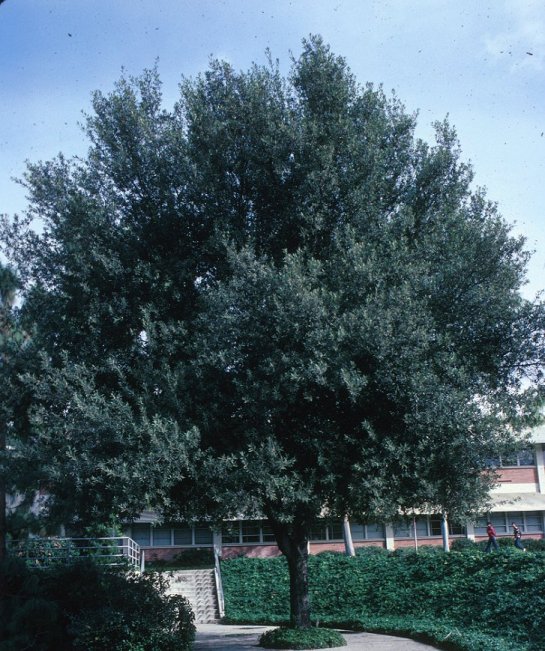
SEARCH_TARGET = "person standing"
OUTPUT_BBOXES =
[511,522,525,551]
[485,521,499,552]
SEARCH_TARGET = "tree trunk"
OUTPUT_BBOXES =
[441,512,450,552]
[268,516,312,629]
[342,516,355,556]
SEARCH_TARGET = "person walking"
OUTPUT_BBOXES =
[511,522,525,551]
[485,521,499,552]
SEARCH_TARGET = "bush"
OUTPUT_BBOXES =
[450,538,477,552]
[146,547,214,570]
[0,557,195,651]
[260,627,347,649]
[354,546,388,557]
[172,547,214,567]
[222,550,545,650]
[523,539,545,552]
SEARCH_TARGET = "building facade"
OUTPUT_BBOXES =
[127,426,545,560]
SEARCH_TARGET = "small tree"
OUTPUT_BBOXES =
[0,265,20,561]
[2,37,544,628]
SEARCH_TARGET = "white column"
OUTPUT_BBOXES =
[535,444,545,493]
[441,513,450,552]
[343,516,355,556]
[466,521,475,541]
[385,523,395,551]
[213,529,223,558]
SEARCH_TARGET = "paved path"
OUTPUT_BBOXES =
[194,623,440,650]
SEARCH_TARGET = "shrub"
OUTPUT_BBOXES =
[0,558,195,651]
[498,536,513,548]
[260,627,347,649]
[354,546,388,557]
[450,538,477,552]
[146,547,214,570]
[523,539,545,552]
[222,550,545,650]
[0,556,65,651]
[172,547,214,567]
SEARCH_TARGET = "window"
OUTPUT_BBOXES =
[241,521,261,543]
[516,449,536,466]
[476,512,543,535]
[350,523,365,540]
[221,520,278,544]
[393,521,411,538]
[449,521,465,536]
[262,523,276,542]
[394,517,428,538]
[393,516,463,538]
[194,525,213,545]
[508,511,543,533]
[489,513,507,533]
[366,522,385,539]
[429,516,443,536]
[309,521,345,542]
[173,525,192,545]
[131,522,215,547]
[328,522,343,541]
[222,523,240,544]
[309,525,328,541]
[485,448,535,468]
[523,512,543,533]
[152,526,172,546]
[132,524,151,547]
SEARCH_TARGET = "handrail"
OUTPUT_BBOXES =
[213,547,225,618]
[8,536,144,572]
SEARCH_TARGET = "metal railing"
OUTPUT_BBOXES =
[213,547,225,618]
[8,536,143,571]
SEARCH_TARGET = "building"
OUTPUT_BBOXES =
[127,426,545,561]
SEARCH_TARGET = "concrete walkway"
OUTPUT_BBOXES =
[194,623,440,650]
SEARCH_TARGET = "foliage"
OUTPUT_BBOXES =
[146,547,214,570]
[221,551,545,650]
[2,35,545,627]
[520,538,545,551]
[9,537,81,567]
[0,263,35,560]
[260,626,346,649]
[333,616,525,651]
[0,557,195,651]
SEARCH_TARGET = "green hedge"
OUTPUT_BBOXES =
[221,548,545,650]
[260,627,347,649]
[0,557,195,651]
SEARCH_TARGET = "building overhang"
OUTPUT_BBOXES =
[529,425,545,444]
[489,492,545,512]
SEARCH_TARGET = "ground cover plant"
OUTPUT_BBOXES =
[260,627,346,649]
[221,548,545,651]
[0,557,195,651]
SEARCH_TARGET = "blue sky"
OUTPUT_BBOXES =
[1,0,544,296]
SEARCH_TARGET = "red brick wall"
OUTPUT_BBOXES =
[221,545,281,559]
[144,541,388,560]
[474,534,544,542]
[143,533,545,561]
[496,467,538,484]
[394,538,446,549]
[309,541,385,553]
[145,547,183,562]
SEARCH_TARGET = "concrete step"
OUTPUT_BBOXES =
[165,569,220,623]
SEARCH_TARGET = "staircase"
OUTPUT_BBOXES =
[166,569,220,623]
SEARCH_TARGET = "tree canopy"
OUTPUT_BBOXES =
[2,36,544,627]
